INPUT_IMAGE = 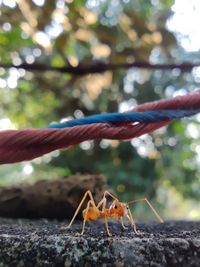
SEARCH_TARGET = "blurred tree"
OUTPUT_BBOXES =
[0,0,200,219]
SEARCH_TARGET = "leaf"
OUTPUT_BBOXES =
[55,33,69,53]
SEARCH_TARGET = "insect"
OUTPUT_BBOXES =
[63,190,164,236]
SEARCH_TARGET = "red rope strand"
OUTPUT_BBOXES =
[0,91,199,164]
[134,90,200,111]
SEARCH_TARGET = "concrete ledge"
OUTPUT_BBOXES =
[0,218,199,267]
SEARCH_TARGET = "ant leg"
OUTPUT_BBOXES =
[102,198,112,237]
[128,198,164,223]
[96,195,107,209]
[126,208,139,235]
[104,217,112,237]
[99,197,124,234]
[79,200,93,235]
[103,191,118,201]
[63,190,97,229]
[97,194,117,210]
[120,217,127,230]
[97,196,112,237]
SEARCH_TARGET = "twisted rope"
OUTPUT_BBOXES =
[0,91,200,164]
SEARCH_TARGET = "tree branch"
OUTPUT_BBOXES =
[0,61,199,75]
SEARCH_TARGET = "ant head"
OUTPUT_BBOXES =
[109,200,126,217]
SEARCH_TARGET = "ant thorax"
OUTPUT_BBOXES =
[108,201,127,218]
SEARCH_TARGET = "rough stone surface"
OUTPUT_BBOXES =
[0,218,199,267]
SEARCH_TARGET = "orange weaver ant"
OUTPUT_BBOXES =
[64,190,164,236]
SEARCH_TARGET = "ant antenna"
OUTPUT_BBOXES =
[127,198,164,223]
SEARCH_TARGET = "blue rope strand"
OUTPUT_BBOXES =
[48,109,199,128]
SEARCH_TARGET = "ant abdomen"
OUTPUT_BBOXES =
[82,207,100,221]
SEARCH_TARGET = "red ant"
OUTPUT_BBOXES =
[63,190,163,236]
